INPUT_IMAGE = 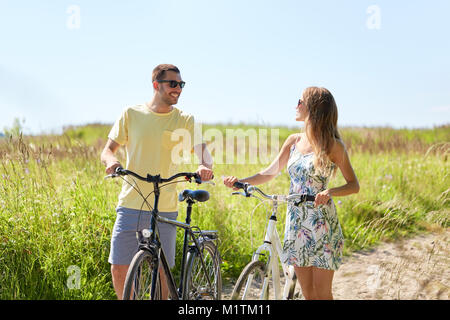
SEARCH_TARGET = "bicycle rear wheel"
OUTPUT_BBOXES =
[123,249,161,300]
[231,260,269,300]
[184,241,222,300]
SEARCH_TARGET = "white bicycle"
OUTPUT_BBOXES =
[230,182,315,300]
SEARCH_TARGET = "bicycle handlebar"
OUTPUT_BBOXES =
[232,181,315,204]
[106,167,213,185]
[232,181,272,199]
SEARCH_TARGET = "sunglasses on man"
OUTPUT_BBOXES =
[156,80,186,89]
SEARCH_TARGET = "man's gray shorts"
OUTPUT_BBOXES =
[109,207,178,268]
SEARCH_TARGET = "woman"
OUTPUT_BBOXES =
[223,87,359,300]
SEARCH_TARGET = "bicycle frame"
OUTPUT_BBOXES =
[248,196,297,300]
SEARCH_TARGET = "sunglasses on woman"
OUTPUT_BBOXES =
[156,80,186,89]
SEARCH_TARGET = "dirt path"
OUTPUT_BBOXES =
[222,229,449,300]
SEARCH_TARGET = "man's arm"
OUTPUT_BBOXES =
[101,139,123,174]
[193,143,213,181]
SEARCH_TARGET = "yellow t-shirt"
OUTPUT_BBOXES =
[108,104,195,212]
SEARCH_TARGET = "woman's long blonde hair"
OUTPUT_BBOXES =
[303,87,341,177]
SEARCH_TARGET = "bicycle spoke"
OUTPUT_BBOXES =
[185,242,221,300]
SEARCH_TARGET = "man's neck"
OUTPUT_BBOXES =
[146,99,173,114]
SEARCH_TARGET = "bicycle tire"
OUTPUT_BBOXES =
[183,241,222,300]
[122,249,161,300]
[231,260,269,300]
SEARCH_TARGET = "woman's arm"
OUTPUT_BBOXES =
[314,139,360,206]
[223,133,299,188]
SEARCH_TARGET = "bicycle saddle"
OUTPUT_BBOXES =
[178,189,210,203]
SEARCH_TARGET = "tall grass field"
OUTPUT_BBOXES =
[0,124,448,299]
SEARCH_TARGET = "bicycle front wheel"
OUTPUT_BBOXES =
[123,249,161,300]
[231,260,269,300]
[184,241,222,300]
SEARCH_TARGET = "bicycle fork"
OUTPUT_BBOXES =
[250,203,297,300]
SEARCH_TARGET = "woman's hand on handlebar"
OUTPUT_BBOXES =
[222,176,240,190]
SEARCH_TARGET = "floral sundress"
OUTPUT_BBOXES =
[281,144,344,271]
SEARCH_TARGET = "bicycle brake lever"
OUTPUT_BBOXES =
[249,194,263,201]
[231,191,254,198]
[104,174,118,180]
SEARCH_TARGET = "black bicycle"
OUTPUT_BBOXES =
[106,167,222,300]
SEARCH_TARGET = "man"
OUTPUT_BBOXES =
[101,64,213,299]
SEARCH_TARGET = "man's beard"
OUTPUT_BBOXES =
[162,93,178,106]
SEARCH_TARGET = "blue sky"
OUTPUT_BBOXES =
[1,0,449,134]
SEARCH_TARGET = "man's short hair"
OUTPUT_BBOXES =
[152,64,180,82]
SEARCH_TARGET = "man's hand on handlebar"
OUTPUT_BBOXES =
[196,165,214,182]
[105,161,122,175]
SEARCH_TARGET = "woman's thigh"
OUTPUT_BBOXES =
[294,266,314,290]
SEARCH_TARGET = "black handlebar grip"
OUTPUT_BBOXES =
[194,173,215,184]
[233,181,246,189]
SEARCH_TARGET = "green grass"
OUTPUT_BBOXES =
[0,124,448,299]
